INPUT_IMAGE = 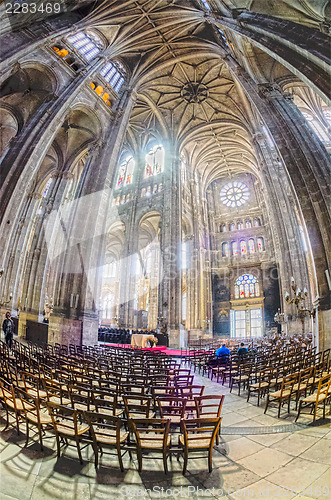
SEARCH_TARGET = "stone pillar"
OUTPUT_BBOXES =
[158,150,181,347]
[49,91,136,346]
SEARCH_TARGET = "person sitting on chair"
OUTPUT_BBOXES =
[215,344,231,357]
[237,342,248,356]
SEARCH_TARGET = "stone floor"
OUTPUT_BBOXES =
[0,371,330,500]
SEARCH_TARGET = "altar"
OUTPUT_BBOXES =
[131,333,157,348]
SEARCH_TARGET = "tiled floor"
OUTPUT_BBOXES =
[0,372,330,500]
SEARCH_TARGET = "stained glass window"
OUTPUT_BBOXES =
[222,242,229,257]
[234,285,239,299]
[248,239,255,253]
[240,240,247,254]
[217,28,229,47]
[116,156,135,189]
[232,241,238,256]
[67,31,102,61]
[220,181,249,207]
[42,178,52,198]
[245,220,252,228]
[234,274,260,298]
[257,237,264,252]
[144,144,164,178]
[100,60,125,92]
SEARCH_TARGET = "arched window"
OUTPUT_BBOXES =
[158,183,163,192]
[234,285,239,299]
[235,274,260,298]
[253,218,261,227]
[144,144,164,178]
[146,185,152,196]
[42,178,52,198]
[116,155,135,189]
[240,240,247,254]
[141,188,146,197]
[153,184,158,194]
[229,223,235,231]
[237,221,243,230]
[220,224,227,233]
[100,60,126,92]
[245,220,252,228]
[248,239,255,253]
[67,31,102,61]
[257,237,265,252]
[222,242,229,257]
[302,111,329,142]
[232,241,238,256]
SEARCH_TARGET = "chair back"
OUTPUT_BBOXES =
[180,417,222,450]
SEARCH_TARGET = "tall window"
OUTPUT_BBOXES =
[116,156,135,189]
[237,221,243,230]
[257,237,265,252]
[245,220,252,228]
[181,241,188,269]
[144,144,164,178]
[42,178,52,198]
[234,274,260,299]
[248,238,255,253]
[220,224,227,233]
[240,240,247,254]
[254,218,261,227]
[229,223,235,231]
[302,111,329,142]
[67,31,102,61]
[100,60,125,92]
[232,241,238,256]
[222,242,229,257]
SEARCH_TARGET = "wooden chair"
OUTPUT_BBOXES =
[230,364,251,395]
[85,411,129,471]
[46,402,89,463]
[93,392,123,417]
[194,394,225,444]
[295,374,331,422]
[247,370,271,406]
[264,373,298,417]
[179,417,222,474]
[128,418,171,474]
[0,377,28,434]
[157,396,187,427]
[123,395,154,419]
[291,367,313,409]
[18,389,52,450]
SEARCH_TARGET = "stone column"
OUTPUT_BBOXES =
[158,150,181,347]
[48,91,136,346]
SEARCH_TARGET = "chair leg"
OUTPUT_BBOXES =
[163,450,168,475]
[295,401,302,422]
[25,420,29,448]
[137,448,143,473]
[182,450,188,475]
[264,395,270,414]
[117,444,124,472]
[38,424,44,451]
[208,447,213,473]
[278,400,281,418]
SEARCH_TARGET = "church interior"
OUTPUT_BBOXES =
[0,0,330,498]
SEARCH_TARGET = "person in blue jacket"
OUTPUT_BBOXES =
[215,344,231,357]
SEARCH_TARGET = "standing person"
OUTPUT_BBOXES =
[2,311,14,349]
